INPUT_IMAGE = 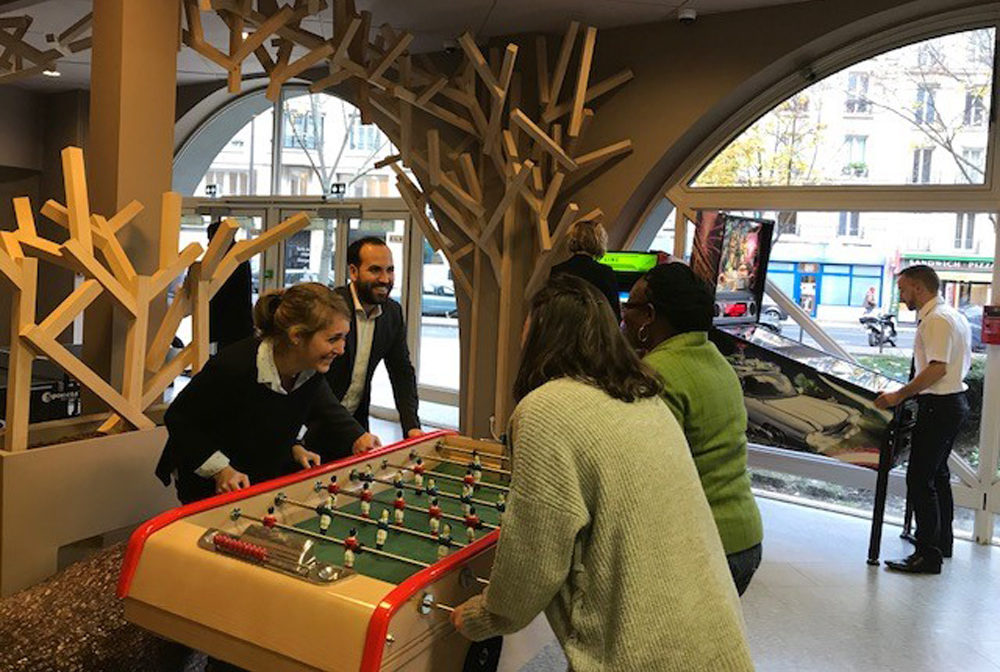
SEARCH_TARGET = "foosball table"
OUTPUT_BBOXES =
[118,431,508,672]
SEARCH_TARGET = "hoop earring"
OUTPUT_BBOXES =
[638,323,650,345]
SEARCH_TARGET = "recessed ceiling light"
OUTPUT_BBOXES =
[42,69,61,77]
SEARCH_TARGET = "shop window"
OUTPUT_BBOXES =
[844,72,870,114]
[960,147,985,183]
[955,213,976,250]
[911,147,934,183]
[693,28,995,187]
[838,211,861,237]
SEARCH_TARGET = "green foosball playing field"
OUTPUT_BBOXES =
[285,460,506,585]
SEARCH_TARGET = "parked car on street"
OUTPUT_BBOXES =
[960,304,984,353]
[421,293,457,318]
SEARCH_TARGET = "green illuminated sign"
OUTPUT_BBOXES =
[597,251,659,273]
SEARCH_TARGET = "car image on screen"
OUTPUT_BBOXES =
[729,357,861,453]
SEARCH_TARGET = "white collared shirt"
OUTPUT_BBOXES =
[195,339,314,478]
[341,283,382,414]
[913,296,972,396]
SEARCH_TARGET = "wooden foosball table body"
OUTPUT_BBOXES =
[118,431,506,672]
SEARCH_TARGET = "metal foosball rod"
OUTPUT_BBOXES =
[234,511,430,569]
[384,460,510,493]
[336,485,500,530]
[275,494,468,548]
[362,472,499,510]
[412,449,512,477]
[433,441,511,464]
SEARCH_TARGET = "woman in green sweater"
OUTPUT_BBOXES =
[621,262,764,595]
[452,275,754,671]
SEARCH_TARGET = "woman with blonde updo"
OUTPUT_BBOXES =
[156,282,382,504]
[548,219,621,320]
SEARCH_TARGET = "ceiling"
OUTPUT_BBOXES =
[0,0,813,92]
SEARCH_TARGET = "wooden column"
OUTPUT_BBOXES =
[84,0,180,402]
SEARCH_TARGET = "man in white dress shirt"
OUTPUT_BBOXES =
[876,265,972,574]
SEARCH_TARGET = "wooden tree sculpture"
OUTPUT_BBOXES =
[0,147,310,451]
[0,10,92,83]
[185,1,633,425]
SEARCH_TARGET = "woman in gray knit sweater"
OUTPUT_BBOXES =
[452,275,755,671]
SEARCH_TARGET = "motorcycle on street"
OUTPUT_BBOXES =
[859,312,897,348]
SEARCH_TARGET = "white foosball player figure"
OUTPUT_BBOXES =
[464,507,480,543]
[393,490,406,525]
[495,493,506,514]
[376,510,390,550]
[413,457,426,493]
[360,483,373,518]
[437,524,452,560]
[343,528,360,568]
[318,498,333,535]
[428,497,443,536]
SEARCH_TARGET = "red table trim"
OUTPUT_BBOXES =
[359,528,500,672]
[117,429,456,598]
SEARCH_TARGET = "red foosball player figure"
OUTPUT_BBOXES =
[360,483,374,518]
[327,477,341,503]
[263,506,278,529]
[427,497,443,536]
[343,528,360,568]
[464,507,480,543]
[393,490,406,525]
[463,469,476,489]
[412,458,426,493]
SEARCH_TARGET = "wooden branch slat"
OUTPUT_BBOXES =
[412,74,445,107]
[146,287,190,372]
[309,68,352,92]
[542,69,633,123]
[438,174,485,219]
[0,231,24,263]
[453,241,475,261]
[62,147,93,256]
[223,211,310,269]
[0,246,23,288]
[13,197,36,238]
[536,35,550,105]
[458,32,502,99]
[510,109,577,171]
[374,153,402,169]
[142,345,195,408]
[565,108,594,157]
[151,243,204,297]
[568,27,597,137]
[544,21,579,118]
[480,159,534,245]
[4,257,36,451]
[106,200,143,233]
[498,44,518,93]
[232,5,294,62]
[429,190,477,243]
[395,173,446,253]
[190,263,211,373]
[266,41,334,100]
[331,16,361,65]
[369,32,412,81]
[37,279,101,340]
[91,215,137,288]
[574,139,633,167]
[121,276,151,412]
[458,153,483,203]
[159,192,183,269]
[61,240,137,316]
[427,128,442,187]
[16,235,65,267]
[22,326,154,430]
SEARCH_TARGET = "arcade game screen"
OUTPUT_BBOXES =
[597,251,662,298]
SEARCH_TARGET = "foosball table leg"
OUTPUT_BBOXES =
[867,440,894,566]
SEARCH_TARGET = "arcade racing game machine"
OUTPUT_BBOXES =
[597,250,670,303]
[692,211,917,565]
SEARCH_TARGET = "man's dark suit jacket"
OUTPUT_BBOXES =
[550,253,622,321]
[325,285,421,434]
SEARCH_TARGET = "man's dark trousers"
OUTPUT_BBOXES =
[909,392,969,556]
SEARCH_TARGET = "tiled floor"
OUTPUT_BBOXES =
[505,497,1000,672]
[371,419,1000,671]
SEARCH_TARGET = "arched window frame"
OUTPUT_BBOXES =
[628,8,1000,545]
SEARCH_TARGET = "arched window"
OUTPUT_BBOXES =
[693,28,995,187]
[187,88,402,198]
[635,24,1000,541]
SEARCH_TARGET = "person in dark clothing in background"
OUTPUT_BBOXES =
[549,219,621,321]
[207,219,254,353]
[325,237,423,438]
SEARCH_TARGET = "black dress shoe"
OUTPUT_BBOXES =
[884,552,942,574]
